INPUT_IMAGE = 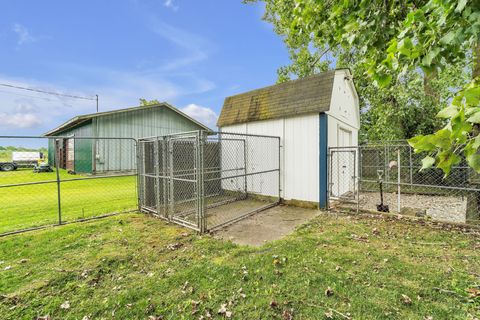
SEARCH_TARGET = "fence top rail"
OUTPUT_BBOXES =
[328,146,359,150]
[0,135,137,142]
[139,130,209,141]
[139,130,281,141]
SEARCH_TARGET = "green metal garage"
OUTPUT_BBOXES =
[43,103,209,174]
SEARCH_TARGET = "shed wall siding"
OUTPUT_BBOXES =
[93,107,202,138]
[93,107,203,172]
[221,113,319,203]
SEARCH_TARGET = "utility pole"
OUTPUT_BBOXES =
[96,94,99,113]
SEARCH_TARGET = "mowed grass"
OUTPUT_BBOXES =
[0,169,137,234]
[0,213,479,319]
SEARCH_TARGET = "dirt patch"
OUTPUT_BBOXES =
[214,204,320,246]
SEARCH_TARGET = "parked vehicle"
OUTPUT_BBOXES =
[12,152,45,168]
[0,162,18,171]
[0,151,46,172]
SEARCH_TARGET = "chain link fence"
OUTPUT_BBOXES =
[138,131,280,232]
[0,136,138,236]
[328,143,480,224]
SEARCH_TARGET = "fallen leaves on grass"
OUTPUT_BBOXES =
[325,310,334,319]
[217,303,232,318]
[325,287,334,297]
[166,243,183,251]
[60,301,70,309]
[181,281,194,294]
[238,288,246,299]
[282,309,294,320]
[401,294,412,305]
[350,233,369,243]
[36,316,51,320]
[467,288,480,298]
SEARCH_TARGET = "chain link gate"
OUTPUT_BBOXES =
[138,131,281,232]
[328,147,359,204]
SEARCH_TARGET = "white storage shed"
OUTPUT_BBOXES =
[217,69,360,208]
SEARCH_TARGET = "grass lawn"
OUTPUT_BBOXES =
[0,169,137,234]
[0,213,479,319]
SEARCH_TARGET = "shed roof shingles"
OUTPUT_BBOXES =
[217,70,336,127]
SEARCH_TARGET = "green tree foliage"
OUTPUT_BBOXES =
[246,0,480,174]
[139,98,161,106]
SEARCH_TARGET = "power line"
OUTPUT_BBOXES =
[0,89,54,101]
[0,83,96,101]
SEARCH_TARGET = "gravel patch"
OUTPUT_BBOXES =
[354,192,467,223]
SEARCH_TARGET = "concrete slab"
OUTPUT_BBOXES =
[213,204,320,246]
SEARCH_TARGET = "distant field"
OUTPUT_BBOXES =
[0,168,137,234]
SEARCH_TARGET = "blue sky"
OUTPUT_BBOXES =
[0,0,289,136]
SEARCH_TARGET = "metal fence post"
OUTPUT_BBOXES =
[327,149,333,209]
[397,148,401,213]
[162,137,168,219]
[168,137,174,221]
[196,131,206,233]
[244,138,248,198]
[357,147,360,214]
[154,138,161,216]
[136,140,142,212]
[54,139,62,225]
[409,145,413,190]
[278,137,281,202]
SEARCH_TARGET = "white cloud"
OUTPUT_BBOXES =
[180,104,218,129]
[12,23,36,45]
[164,0,179,11]
[0,112,42,128]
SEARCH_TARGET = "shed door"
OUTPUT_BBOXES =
[335,128,355,197]
[339,128,352,147]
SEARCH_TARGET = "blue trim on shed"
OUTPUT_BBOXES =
[319,113,328,208]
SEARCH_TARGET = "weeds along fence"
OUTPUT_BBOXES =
[0,136,138,236]
[137,131,281,232]
[328,142,480,225]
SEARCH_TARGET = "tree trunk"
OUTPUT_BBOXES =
[473,39,480,80]
[423,69,439,101]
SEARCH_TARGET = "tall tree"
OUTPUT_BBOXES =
[247,0,470,142]
[246,0,479,174]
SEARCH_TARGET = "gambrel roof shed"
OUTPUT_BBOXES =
[217,69,360,210]
[217,69,339,127]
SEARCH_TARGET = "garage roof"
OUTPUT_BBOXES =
[217,69,339,127]
[44,102,210,136]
